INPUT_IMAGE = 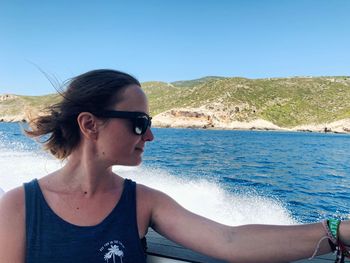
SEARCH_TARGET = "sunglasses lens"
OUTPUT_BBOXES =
[134,116,151,135]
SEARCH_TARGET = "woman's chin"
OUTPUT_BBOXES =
[116,157,142,167]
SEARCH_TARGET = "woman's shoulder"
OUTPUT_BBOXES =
[135,183,165,199]
[0,186,26,261]
[0,186,25,216]
[0,186,26,243]
[135,183,176,210]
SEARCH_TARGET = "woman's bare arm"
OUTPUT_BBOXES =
[149,188,349,263]
[0,187,26,263]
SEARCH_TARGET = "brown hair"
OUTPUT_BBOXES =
[25,69,140,159]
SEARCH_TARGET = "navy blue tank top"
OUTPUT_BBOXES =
[24,178,147,263]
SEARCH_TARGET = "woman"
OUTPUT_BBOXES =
[0,69,349,263]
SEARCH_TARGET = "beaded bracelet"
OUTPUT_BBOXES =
[321,219,350,263]
[328,219,341,241]
[322,219,338,247]
[329,220,350,259]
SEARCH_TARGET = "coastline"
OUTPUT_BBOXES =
[2,113,350,134]
[151,108,350,134]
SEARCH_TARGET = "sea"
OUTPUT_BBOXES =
[0,122,349,225]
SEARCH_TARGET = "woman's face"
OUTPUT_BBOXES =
[96,84,154,166]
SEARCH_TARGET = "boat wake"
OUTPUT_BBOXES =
[117,166,298,225]
[0,147,298,226]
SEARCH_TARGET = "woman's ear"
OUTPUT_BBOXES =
[77,112,99,140]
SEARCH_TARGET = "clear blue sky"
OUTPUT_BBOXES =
[1,0,349,95]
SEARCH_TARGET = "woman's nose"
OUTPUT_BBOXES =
[142,127,154,142]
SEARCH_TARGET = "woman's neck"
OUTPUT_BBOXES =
[50,149,121,197]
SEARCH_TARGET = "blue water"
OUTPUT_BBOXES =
[1,122,349,223]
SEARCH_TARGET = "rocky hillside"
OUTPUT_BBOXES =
[1,76,350,132]
[143,76,350,132]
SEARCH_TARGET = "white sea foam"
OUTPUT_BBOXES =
[0,149,61,191]
[117,167,298,225]
[0,148,298,225]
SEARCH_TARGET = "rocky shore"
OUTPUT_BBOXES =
[1,106,350,134]
[152,107,350,134]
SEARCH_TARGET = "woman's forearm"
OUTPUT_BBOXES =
[339,221,350,246]
[227,222,341,263]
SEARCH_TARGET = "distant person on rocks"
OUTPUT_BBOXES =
[0,69,349,263]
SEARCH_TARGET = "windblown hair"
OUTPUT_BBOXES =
[25,69,140,159]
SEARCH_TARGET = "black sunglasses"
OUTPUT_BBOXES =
[93,110,152,135]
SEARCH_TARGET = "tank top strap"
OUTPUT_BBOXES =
[122,179,148,254]
[118,178,136,214]
[23,179,40,242]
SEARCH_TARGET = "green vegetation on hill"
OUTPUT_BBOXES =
[144,76,350,127]
[1,76,350,127]
[171,76,226,88]
[0,94,61,117]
